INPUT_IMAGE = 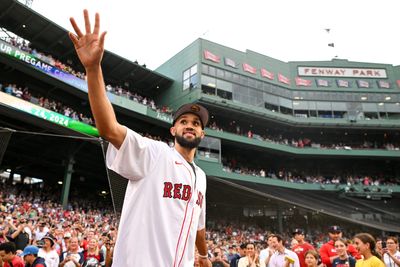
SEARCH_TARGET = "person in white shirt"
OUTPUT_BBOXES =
[34,222,49,242]
[269,234,300,267]
[69,9,211,267]
[38,234,60,267]
[260,234,276,266]
[383,236,400,267]
[238,242,265,267]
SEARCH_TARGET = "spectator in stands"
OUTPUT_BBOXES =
[353,233,384,267]
[319,226,359,267]
[230,243,246,267]
[382,236,400,267]
[20,245,46,267]
[304,250,321,267]
[34,222,49,243]
[260,234,275,266]
[292,229,315,267]
[238,242,264,267]
[59,237,84,267]
[38,234,59,267]
[0,242,24,267]
[211,246,229,267]
[269,234,299,267]
[7,217,30,250]
[83,238,105,267]
[332,238,356,267]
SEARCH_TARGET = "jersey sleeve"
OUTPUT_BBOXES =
[106,127,162,180]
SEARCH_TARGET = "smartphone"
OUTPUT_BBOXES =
[382,241,386,249]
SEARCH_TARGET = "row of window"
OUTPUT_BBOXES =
[201,64,400,103]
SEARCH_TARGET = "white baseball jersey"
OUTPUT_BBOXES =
[106,128,207,267]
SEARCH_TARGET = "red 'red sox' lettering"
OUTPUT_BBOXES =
[163,182,192,201]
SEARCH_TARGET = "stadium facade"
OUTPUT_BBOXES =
[0,0,399,234]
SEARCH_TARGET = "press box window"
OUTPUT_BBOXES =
[183,64,198,90]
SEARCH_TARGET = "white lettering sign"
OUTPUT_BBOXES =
[298,67,387,78]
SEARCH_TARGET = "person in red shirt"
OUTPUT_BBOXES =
[319,226,360,267]
[0,242,25,267]
[292,228,315,267]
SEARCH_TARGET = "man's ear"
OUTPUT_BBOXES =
[200,130,205,139]
[170,126,176,137]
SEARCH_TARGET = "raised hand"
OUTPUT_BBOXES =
[69,10,107,70]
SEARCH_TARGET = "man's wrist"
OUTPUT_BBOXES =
[198,253,208,259]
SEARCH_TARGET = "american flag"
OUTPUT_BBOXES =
[224,57,236,68]
[242,63,257,74]
[261,68,274,80]
[295,77,312,87]
[316,79,329,87]
[203,50,220,63]
[377,80,390,89]
[278,73,290,85]
[357,80,369,88]
[337,79,349,88]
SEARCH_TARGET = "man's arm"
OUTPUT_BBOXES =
[69,10,126,148]
[196,228,211,267]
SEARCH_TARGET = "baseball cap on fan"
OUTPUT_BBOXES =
[292,228,305,235]
[172,103,209,129]
[328,225,342,233]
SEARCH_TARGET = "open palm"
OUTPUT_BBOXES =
[69,10,106,70]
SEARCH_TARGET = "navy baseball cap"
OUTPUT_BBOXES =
[328,225,342,233]
[20,245,39,257]
[172,103,209,129]
[292,228,305,235]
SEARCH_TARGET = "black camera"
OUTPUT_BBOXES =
[382,241,386,249]
[213,252,219,257]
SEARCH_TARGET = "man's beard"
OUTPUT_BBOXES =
[175,134,202,149]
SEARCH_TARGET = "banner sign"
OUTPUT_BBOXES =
[298,66,387,78]
[203,50,220,63]
[261,68,274,80]
[357,80,370,88]
[278,73,290,85]
[224,57,237,68]
[377,80,390,89]
[242,63,257,74]
[0,39,88,92]
[316,79,329,87]
[295,77,312,87]
[0,92,99,137]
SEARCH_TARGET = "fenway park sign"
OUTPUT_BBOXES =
[298,67,387,78]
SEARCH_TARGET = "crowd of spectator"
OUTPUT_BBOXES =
[208,120,400,151]
[222,159,399,186]
[0,83,94,126]
[2,34,174,116]
[0,181,117,266]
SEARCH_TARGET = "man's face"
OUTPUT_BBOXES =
[171,113,204,149]
[294,233,304,242]
[0,250,13,262]
[329,231,342,241]
[267,236,274,248]
[271,237,283,251]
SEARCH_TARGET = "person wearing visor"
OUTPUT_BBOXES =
[319,226,359,267]
[69,9,211,266]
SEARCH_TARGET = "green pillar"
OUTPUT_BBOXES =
[61,156,74,209]
[277,206,283,233]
